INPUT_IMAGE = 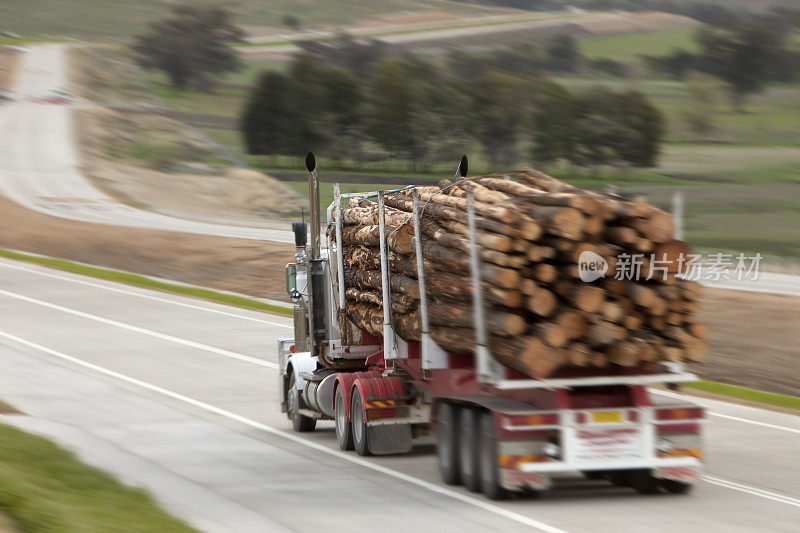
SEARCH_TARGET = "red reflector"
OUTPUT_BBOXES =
[627,410,639,422]
[656,407,704,420]
[576,412,587,423]
[506,413,559,426]
[289,345,295,353]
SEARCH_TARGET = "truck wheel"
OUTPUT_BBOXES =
[288,373,316,432]
[351,390,371,456]
[629,469,660,494]
[605,470,630,487]
[436,403,460,485]
[459,408,481,492]
[335,386,353,450]
[479,412,509,500]
[661,479,693,494]
[582,470,606,480]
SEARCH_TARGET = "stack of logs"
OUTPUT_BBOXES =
[334,168,708,379]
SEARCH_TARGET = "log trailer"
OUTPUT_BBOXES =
[279,154,704,499]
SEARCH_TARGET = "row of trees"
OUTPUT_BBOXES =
[241,54,664,170]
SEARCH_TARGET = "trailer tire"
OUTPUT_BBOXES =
[479,412,509,500]
[629,469,660,494]
[436,403,461,485]
[661,479,692,494]
[288,373,316,432]
[351,390,371,456]
[459,408,481,492]
[335,386,354,450]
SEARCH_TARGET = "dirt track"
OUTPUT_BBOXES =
[0,195,797,396]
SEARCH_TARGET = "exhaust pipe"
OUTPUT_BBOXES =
[306,152,320,261]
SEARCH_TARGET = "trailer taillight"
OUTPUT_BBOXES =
[503,413,559,428]
[655,407,704,421]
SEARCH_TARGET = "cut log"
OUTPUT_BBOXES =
[555,310,588,339]
[428,302,526,336]
[345,287,415,315]
[567,342,591,367]
[586,321,627,347]
[340,224,414,254]
[607,341,639,367]
[344,269,420,299]
[528,206,585,240]
[532,322,569,348]
[572,286,604,313]
[528,288,557,317]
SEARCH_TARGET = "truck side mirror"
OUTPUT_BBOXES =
[292,222,307,247]
[285,263,300,301]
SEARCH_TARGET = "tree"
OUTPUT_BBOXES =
[697,23,784,111]
[529,80,575,164]
[615,90,665,167]
[570,87,664,170]
[681,71,721,139]
[241,71,301,156]
[545,34,581,73]
[282,14,301,30]
[133,5,243,90]
[471,71,527,167]
[365,60,418,165]
[318,67,362,161]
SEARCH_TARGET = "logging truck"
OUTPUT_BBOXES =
[279,153,704,499]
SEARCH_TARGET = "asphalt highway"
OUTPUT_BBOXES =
[0,256,798,532]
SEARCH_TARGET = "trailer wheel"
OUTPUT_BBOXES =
[459,408,481,492]
[661,479,692,494]
[629,469,660,494]
[351,390,371,456]
[479,412,509,500]
[288,373,316,432]
[436,403,461,485]
[335,386,353,450]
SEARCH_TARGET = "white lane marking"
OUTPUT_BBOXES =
[703,476,800,509]
[0,330,566,533]
[0,260,292,328]
[709,413,800,436]
[0,288,278,369]
[652,390,800,435]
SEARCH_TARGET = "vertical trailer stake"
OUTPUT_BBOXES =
[378,191,405,359]
[466,191,501,382]
[333,183,346,309]
[413,189,447,370]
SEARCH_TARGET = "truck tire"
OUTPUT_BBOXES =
[436,403,460,485]
[288,373,316,432]
[479,412,509,500]
[459,408,481,492]
[335,386,354,450]
[351,390,371,456]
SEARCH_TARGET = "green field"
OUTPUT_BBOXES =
[0,0,510,38]
[581,26,699,63]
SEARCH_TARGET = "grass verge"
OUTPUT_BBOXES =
[0,422,197,533]
[684,380,800,412]
[0,249,292,317]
